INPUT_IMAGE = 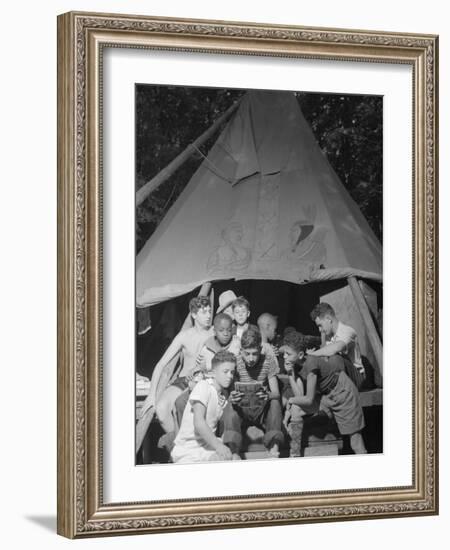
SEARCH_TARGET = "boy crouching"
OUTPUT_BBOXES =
[281,331,319,457]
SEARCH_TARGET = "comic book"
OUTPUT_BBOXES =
[234,381,266,422]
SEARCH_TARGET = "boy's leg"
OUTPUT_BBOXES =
[288,405,305,457]
[349,431,367,454]
[156,385,183,433]
[322,372,366,453]
[173,389,190,431]
[263,399,284,453]
[288,421,304,457]
[221,402,244,455]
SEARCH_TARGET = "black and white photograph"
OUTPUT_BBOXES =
[135,85,383,465]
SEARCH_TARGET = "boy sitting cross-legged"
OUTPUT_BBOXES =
[171,350,238,464]
[222,325,284,458]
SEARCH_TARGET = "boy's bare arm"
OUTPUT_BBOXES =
[307,340,346,357]
[284,360,303,397]
[289,373,317,407]
[288,375,304,397]
[267,375,280,400]
[192,402,231,459]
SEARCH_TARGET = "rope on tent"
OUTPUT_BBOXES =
[136,99,241,206]
[191,143,234,184]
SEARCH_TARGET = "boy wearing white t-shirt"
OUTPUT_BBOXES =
[171,350,238,464]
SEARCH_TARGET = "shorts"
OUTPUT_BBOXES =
[171,438,223,464]
[319,371,365,435]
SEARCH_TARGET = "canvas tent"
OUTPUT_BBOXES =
[137,90,381,304]
[135,89,383,454]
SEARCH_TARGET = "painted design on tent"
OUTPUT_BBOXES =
[206,221,252,273]
[282,205,328,281]
[255,175,281,261]
[208,197,328,283]
[283,222,328,282]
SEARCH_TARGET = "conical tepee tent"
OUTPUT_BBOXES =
[137,90,382,309]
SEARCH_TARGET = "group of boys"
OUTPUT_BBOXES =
[146,291,368,464]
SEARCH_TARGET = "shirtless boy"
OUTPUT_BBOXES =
[148,296,212,435]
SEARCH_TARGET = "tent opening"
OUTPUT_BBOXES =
[136,278,382,386]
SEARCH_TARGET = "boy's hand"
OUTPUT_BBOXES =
[215,443,232,460]
[229,390,244,404]
[306,348,316,356]
[284,360,294,374]
[256,388,269,401]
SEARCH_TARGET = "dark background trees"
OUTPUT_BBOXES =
[136,86,382,253]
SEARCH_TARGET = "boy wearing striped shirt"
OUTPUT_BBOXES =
[222,325,284,457]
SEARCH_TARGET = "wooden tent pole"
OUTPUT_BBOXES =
[136,282,213,454]
[347,276,383,383]
[136,100,241,207]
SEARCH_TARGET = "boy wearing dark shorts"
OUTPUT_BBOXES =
[288,343,367,454]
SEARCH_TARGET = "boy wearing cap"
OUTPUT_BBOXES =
[216,290,238,320]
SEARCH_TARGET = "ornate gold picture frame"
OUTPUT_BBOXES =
[57,11,438,538]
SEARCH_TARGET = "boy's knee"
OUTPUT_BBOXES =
[155,399,167,419]
[156,394,174,424]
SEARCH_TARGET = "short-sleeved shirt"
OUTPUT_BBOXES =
[327,322,363,370]
[303,356,345,395]
[235,343,279,389]
[173,379,227,452]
